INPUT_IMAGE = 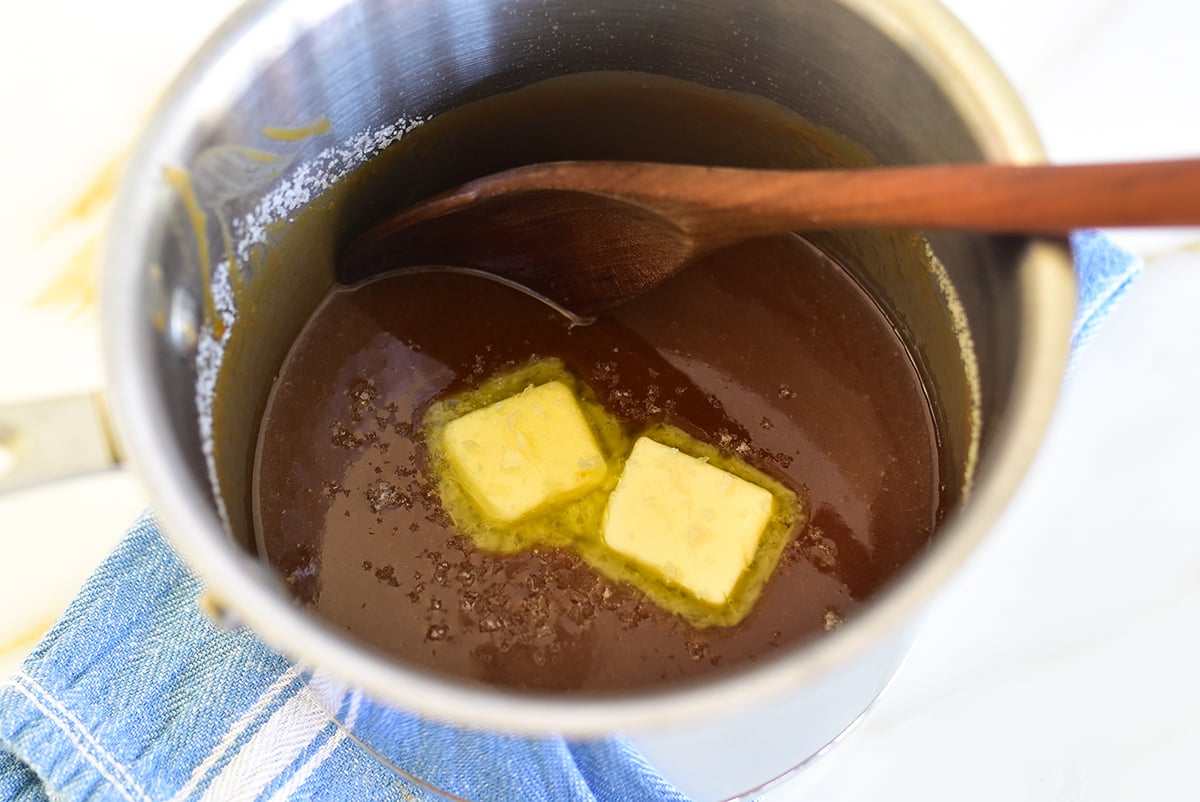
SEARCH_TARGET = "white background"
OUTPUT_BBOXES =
[1,1,1198,799]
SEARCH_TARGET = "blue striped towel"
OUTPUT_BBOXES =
[1069,230,1143,354]
[0,515,688,802]
[0,232,1139,802]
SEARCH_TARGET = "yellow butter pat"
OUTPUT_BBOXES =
[602,437,774,606]
[442,381,607,523]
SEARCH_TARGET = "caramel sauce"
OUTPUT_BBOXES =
[254,233,941,691]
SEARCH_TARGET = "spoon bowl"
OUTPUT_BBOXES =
[341,187,696,313]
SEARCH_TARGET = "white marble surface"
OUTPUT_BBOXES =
[1,0,1198,799]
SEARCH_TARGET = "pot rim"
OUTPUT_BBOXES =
[102,0,1076,736]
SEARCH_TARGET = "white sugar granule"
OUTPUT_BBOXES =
[195,114,429,529]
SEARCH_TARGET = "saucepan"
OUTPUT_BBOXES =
[5,0,1076,796]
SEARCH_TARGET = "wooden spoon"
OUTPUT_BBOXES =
[339,159,1200,312]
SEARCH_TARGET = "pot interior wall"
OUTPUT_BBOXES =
[145,0,1021,572]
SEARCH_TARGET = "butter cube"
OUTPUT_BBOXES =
[603,437,774,606]
[442,381,607,523]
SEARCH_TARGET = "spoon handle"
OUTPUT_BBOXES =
[742,158,1200,233]
[524,159,1200,235]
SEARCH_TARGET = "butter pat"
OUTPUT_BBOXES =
[603,437,774,606]
[442,381,607,523]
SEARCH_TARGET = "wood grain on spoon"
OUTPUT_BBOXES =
[339,159,1200,311]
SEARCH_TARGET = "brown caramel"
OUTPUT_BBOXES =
[254,232,942,691]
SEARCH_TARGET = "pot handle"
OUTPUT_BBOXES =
[0,395,243,630]
[0,392,122,492]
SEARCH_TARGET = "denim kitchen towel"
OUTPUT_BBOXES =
[0,514,690,802]
[0,233,1140,802]
[1070,230,1143,355]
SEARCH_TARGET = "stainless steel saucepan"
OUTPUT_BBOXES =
[3,0,1074,797]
